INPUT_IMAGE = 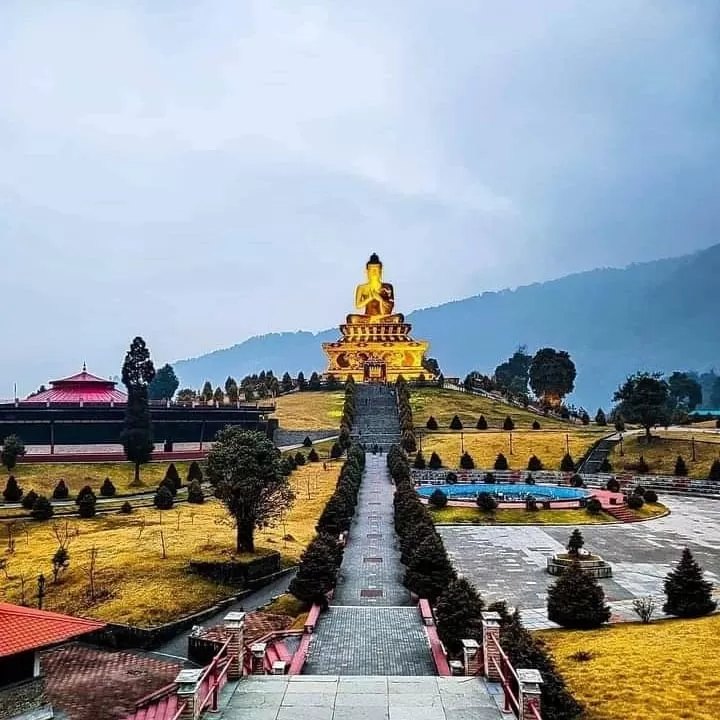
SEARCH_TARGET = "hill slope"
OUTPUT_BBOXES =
[174,244,720,409]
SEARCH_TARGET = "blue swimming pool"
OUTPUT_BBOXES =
[415,483,589,502]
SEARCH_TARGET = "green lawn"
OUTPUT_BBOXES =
[429,506,614,525]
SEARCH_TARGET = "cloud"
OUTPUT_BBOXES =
[0,0,718,392]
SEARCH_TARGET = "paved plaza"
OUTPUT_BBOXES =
[215,675,503,720]
[437,495,720,624]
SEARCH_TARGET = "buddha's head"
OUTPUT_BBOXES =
[366,253,383,286]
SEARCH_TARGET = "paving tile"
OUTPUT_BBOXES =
[334,692,389,707]
[277,707,333,720]
[332,708,390,720]
[280,693,337,707]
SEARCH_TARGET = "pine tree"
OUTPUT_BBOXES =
[78,494,97,518]
[460,452,475,470]
[308,448,320,462]
[316,493,350,536]
[154,485,174,509]
[560,452,575,472]
[308,372,321,391]
[2,475,23,502]
[330,442,343,459]
[674,455,688,477]
[187,461,203,483]
[503,416,515,431]
[52,479,69,500]
[100,478,116,497]
[476,415,488,430]
[297,371,307,391]
[21,490,38,510]
[201,381,214,402]
[435,578,485,655]
[709,459,720,483]
[426,416,438,430]
[663,548,717,617]
[449,415,463,430]
[164,462,182,489]
[527,455,543,471]
[595,408,607,426]
[187,479,205,504]
[403,534,456,603]
[547,561,611,628]
[532,420,541,430]
[494,453,509,471]
[428,452,442,470]
[281,372,293,393]
[30,495,54,521]
[295,451,306,466]
[289,534,341,607]
[567,528,584,556]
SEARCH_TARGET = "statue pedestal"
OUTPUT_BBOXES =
[322,322,431,383]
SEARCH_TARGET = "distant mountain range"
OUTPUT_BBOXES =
[175,243,720,410]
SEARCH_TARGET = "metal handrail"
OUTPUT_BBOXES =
[488,633,520,716]
[196,636,233,715]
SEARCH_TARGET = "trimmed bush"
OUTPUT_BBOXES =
[637,455,649,474]
[483,472,495,484]
[165,463,182,490]
[476,492,498,512]
[445,472,458,484]
[567,528,584,555]
[560,453,575,472]
[75,485,95,506]
[100,478,116,497]
[476,416,488,430]
[449,415,463,430]
[525,496,538,512]
[606,478,620,493]
[154,485,174,510]
[644,489,658,503]
[460,452,475,470]
[428,452,442,470]
[663,548,717,618]
[527,455,543,471]
[708,459,720,482]
[3,475,23,502]
[160,477,177,497]
[78,494,97,518]
[547,561,611,629]
[525,474,536,485]
[303,436,313,447]
[674,455,688,477]
[633,485,646,497]
[187,479,205,504]
[435,578,485,655]
[586,498,602,515]
[403,534,457,603]
[595,408,607,426]
[413,453,426,470]
[426,416,438,431]
[503,416,515,431]
[295,451,306,467]
[120,501,133,514]
[571,474,584,488]
[599,457,613,473]
[330,442,343,459]
[21,489,38,510]
[308,448,320,463]
[30,495,54,521]
[187,461,203,483]
[52,479,69,500]
[627,494,644,510]
[494,453,508,471]
[428,489,448,509]
[531,420,541,430]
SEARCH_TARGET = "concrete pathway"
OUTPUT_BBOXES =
[214,675,503,720]
[304,454,435,675]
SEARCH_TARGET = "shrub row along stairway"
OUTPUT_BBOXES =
[304,384,435,675]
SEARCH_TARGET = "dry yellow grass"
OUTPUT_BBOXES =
[537,615,720,720]
[418,430,601,471]
[271,391,345,430]
[609,433,720,479]
[4,461,192,500]
[0,463,340,626]
[411,388,593,430]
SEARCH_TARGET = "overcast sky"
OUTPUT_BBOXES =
[1,1,718,395]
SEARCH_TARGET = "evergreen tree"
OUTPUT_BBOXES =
[449,415,463,430]
[75,485,95,505]
[503,416,515,431]
[435,578,485,655]
[403,534,456,603]
[308,371,322,391]
[494,453,509,471]
[21,489,38,510]
[637,455,649,474]
[303,436,313,447]
[200,381,213,402]
[160,476,178,497]
[330,442,343,459]
[428,488,448,509]
[30,495,54,521]
[599,457,613,473]
[100,478,116,497]
[527,455,543,471]
[78,493,97,518]
[316,493,351,536]
[560,452,575,472]
[413,452,426,469]
[281,372,293,393]
[225,376,239,403]
[595,408,607,426]
[674,455,688,477]
[289,533,341,607]
[426,416,438,431]
[188,461,203,482]
[428,452,442,470]
[308,448,320,463]
[476,492,498,512]
[148,364,179,401]
[121,336,156,485]
[459,452,475,470]
[165,463,182,489]
[709,459,720,483]
[154,484,174,510]
[580,411,590,426]
[532,419,541,430]
[297,371,307,391]
[295,451,306,466]
[547,561,611,628]
[187,479,205,504]
[567,528,584,556]
[476,415,488,430]
[213,386,225,405]
[52,479,69,500]
[1,435,26,470]
[663,548,717,617]
[2,475,23,502]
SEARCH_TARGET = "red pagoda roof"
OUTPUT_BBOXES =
[0,603,105,657]
[22,364,128,405]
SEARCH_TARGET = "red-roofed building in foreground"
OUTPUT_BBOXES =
[0,603,104,720]
[21,364,127,406]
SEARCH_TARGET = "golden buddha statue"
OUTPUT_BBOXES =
[346,253,405,324]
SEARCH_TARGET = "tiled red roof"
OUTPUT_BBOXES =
[0,603,105,657]
[21,366,127,405]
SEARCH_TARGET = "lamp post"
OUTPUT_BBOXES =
[37,573,46,610]
[692,436,697,462]
[509,431,514,456]
[619,433,624,457]
[461,431,465,455]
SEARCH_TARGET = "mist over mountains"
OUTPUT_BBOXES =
[175,244,720,410]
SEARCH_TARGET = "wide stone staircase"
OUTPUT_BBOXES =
[350,384,400,452]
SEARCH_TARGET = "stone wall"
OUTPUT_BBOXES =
[0,677,46,720]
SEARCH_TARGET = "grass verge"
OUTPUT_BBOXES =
[429,506,614,525]
[271,391,344,430]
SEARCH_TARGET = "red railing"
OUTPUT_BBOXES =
[168,702,189,720]
[528,700,543,720]
[488,633,521,717]
[196,636,233,715]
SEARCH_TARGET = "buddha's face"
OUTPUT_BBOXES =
[367,263,382,286]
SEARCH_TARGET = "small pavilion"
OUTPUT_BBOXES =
[21,364,127,405]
